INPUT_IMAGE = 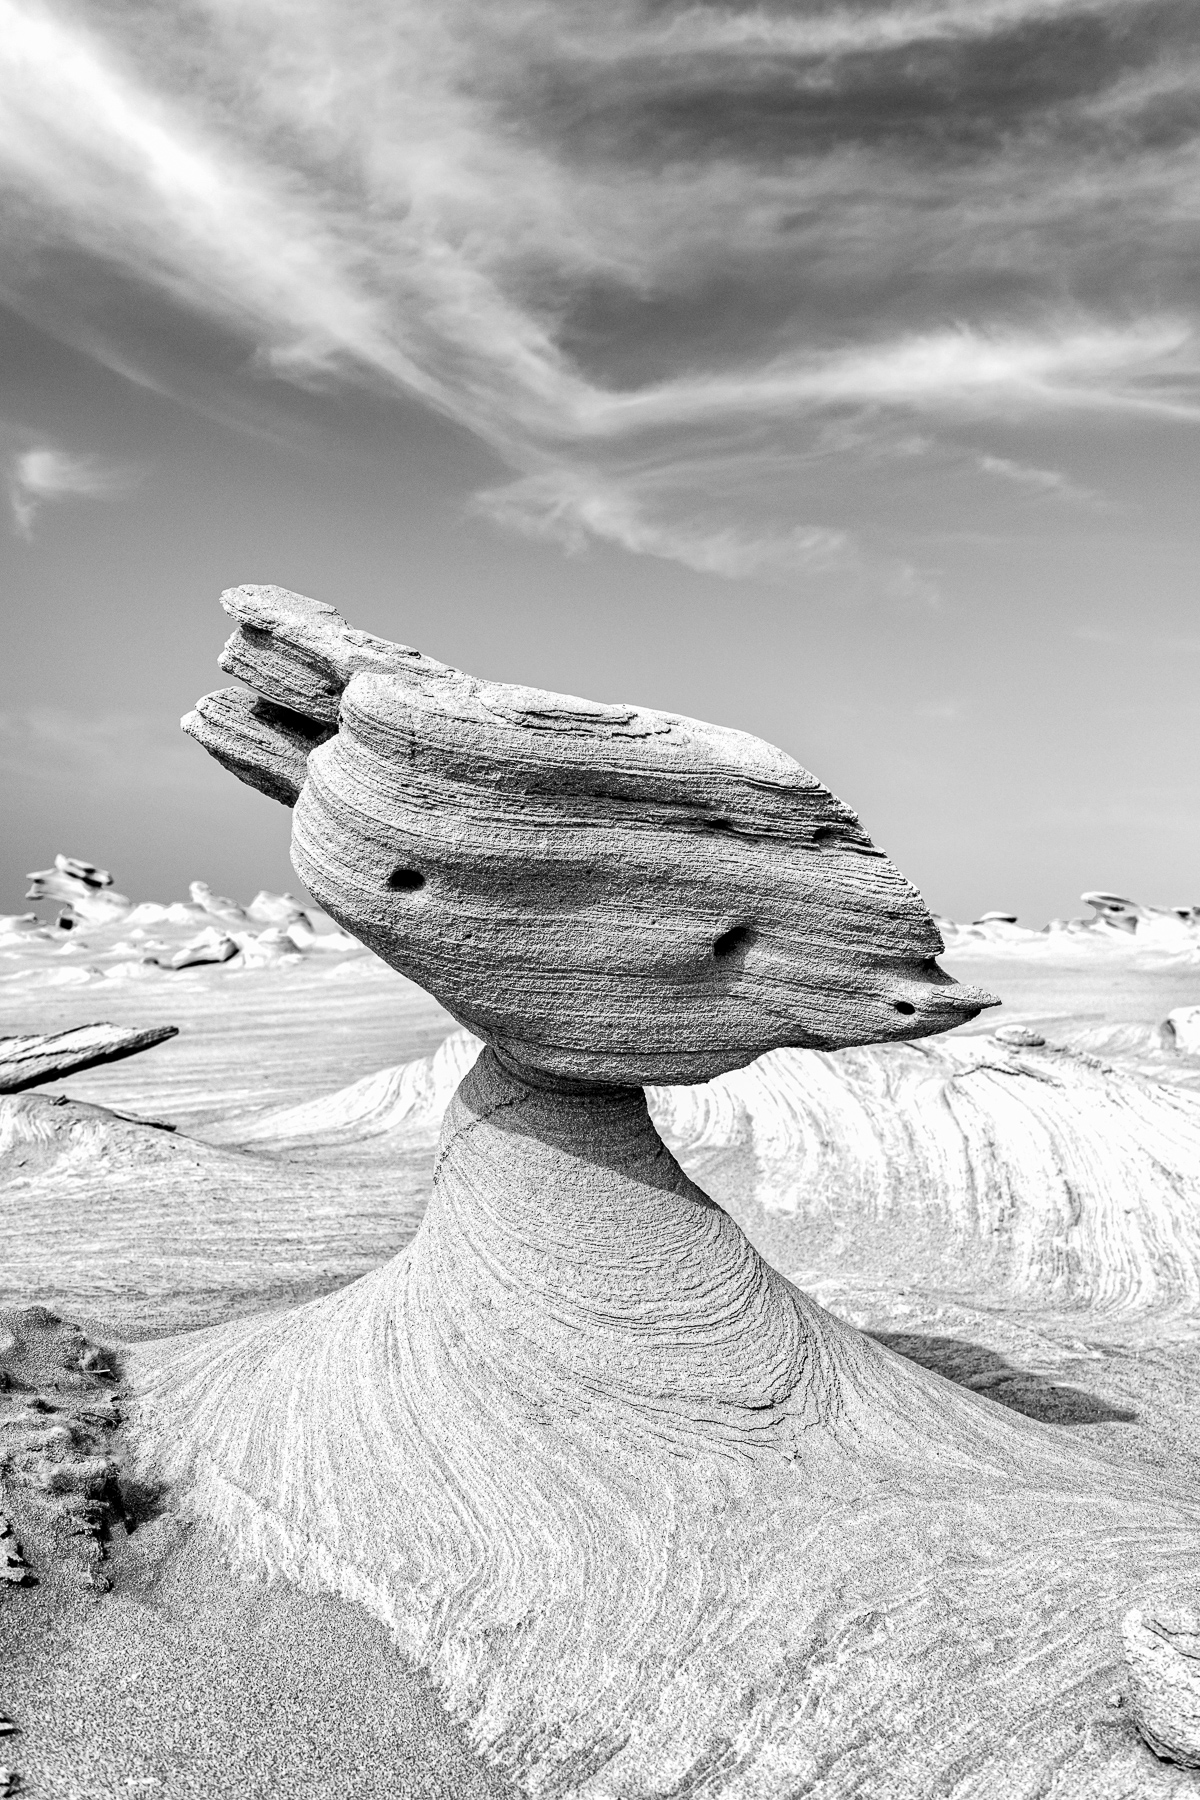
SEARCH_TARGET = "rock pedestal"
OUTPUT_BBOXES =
[131,584,1200,1795]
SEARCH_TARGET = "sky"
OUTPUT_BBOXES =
[1,0,1198,927]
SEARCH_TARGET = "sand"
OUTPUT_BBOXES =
[1,1517,513,1800]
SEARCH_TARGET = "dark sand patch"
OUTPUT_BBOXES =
[0,1308,513,1799]
[0,1509,514,1800]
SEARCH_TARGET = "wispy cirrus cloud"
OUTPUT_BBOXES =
[0,0,1196,579]
[544,0,1159,62]
[474,468,851,577]
[976,453,1107,506]
[7,444,137,537]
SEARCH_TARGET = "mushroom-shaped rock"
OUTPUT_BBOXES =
[135,585,1200,1797]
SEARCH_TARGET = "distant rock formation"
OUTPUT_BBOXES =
[1168,1006,1200,1055]
[25,855,131,928]
[121,586,1200,1795]
[942,891,1200,955]
[1,855,362,984]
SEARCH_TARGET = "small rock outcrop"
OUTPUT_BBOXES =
[0,1025,178,1094]
[1124,1599,1200,1768]
[25,856,130,928]
[0,1308,128,1592]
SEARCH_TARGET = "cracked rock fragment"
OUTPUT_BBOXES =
[1123,1599,1200,1768]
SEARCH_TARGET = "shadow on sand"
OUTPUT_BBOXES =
[871,1332,1139,1426]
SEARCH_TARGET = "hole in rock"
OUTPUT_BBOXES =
[894,1000,917,1015]
[387,868,426,893]
[713,925,754,961]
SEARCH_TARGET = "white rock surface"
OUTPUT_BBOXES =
[942,891,1200,957]
[1123,1599,1200,1768]
[135,1047,1200,1798]
[1167,1006,1200,1056]
[118,583,1200,1797]
[2,857,367,989]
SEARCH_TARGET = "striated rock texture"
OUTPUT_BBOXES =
[207,1020,1200,1322]
[128,584,1200,1794]
[0,1024,178,1095]
[1123,1599,1200,1768]
[184,584,991,1084]
[137,1048,1200,1795]
[653,1030,1200,1319]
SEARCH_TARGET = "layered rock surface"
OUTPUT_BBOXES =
[206,1020,1200,1322]
[184,585,992,1083]
[135,1047,1200,1796]
[0,1024,177,1094]
[10,581,1182,1795]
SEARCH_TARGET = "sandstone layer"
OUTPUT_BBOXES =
[105,585,1200,1793]
[134,1046,1200,1796]
[184,585,992,1083]
[0,1024,178,1094]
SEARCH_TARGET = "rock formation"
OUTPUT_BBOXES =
[0,1308,128,1594]
[25,856,131,929]
[1124,1597,1200,1768]
[217,1017,1200,1322]
[1167,1006,1200,1056]
[942,891,1200,955]
[0,1024,178,1094]
[184,585,988,1082]
[126,586,1200,1794]
[1,855,362,986]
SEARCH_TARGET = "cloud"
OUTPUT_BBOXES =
[627,0,1152,59]
[475,469,850,577]
[573,320,1197,436]
[7,445,136,537]
[976,453,1106,505]
[0,0,1196,578]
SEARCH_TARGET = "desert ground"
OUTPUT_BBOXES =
[3,863,1200,1798]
